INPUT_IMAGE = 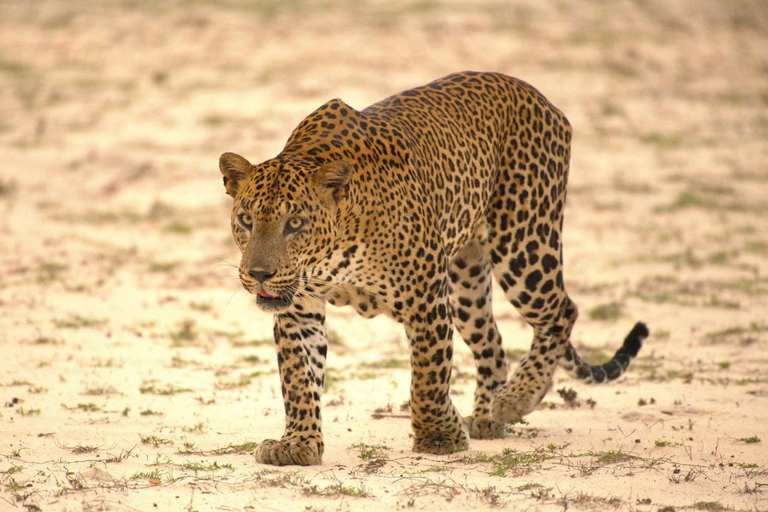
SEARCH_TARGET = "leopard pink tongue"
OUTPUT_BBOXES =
[259,289,279,299]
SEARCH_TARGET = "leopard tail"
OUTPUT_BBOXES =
[559,322,649,383]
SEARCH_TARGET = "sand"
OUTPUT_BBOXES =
[1,1,767,511]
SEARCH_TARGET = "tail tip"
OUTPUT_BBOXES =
[622,321,649,357]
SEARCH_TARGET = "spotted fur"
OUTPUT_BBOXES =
[219,71,649,466]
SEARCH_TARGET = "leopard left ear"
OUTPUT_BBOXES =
[314,160,352,202]
[219,152,252,198]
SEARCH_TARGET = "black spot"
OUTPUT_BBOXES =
[542,254,558,273]
[525,270,543,292]
[508,252,526,277]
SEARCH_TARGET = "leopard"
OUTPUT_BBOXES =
[218,71,649,466]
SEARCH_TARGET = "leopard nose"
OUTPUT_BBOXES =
[248,268,276,283]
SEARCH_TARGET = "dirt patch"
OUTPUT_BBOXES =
[1,1,767,511]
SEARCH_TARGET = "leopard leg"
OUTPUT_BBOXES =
[489,301,574,423]
[479,104,575,423]
[448,239,508,439]
[405,273,469,455]
[483,233,573,423]
[254,295,326,466]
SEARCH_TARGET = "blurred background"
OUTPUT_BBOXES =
[1,0,766,345]
[0,2,767,510]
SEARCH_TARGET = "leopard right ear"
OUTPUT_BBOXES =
[219,152,252,197]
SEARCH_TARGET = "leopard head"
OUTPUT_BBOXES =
[219,151,352,312]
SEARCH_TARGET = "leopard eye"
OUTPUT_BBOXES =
[237,212,253,229]
[285,217,306,234]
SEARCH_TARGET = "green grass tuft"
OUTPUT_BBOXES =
[588,302,623,321]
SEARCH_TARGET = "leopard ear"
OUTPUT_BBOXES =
[314,160,352,202]
[219,152,252,197]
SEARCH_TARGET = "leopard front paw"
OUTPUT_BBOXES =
[465,414,506,440]
[413,431,469,455]
[412,414,469,455]
[254,436,323,466]
[490,382,541,423]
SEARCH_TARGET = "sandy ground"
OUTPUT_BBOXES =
[1,1,767,511]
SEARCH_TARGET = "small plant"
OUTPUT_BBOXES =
[53,315,106,329]
[90,357,121,368]
[182,422,205,433]
[71,445,98,454]
[210,442,258,455]
[740,436,761,444]
[84,385,118,396]
[490,449,545,476]
[140,435,174,447]
[164,221,192,234]
[169,320,197,345]
[139,383,192,395]
[505,347,528,360]
[105,447,135,463]
[589,450,637,465]
[470,448,546,477]
[17,407,41,416]
[2,465,23,476]
[215,371,262,390]
[189,301,212,312]
[5,479,25,492]
[324,370,344,391]
[36,262,68,284]
[349,443,390,462]
[362,358,409,369]
[588,302,623,321]
[179,441,208,456]
[61,403,101,412]
[131,469,164,481]
[693,502,725,511]
[32,336,63,345]
[230,337,272,347]
[706,322,768,342]
[179,460,233,472]
[140,409,163,416]
[303,482,368,498]
[327,330,345,347]
[149,261,179,273]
